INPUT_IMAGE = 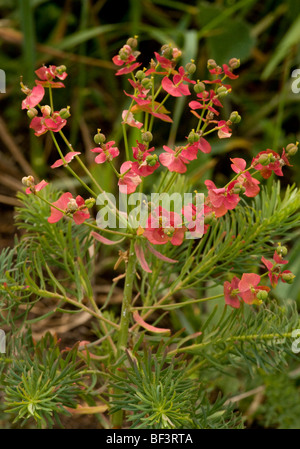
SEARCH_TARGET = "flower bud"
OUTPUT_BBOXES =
[94,130,106,145]
[217,86,228,97]
[187,130,200,144]
[126,36,138,48]
[185,61,196,75]
[286,142,298,156]
[281,272,296,284]
[204,212,217,225]
[41,105,51,116]
[229,58,240,69]
[119,44,131,61]
[135,70,146,81]
[27,108,38,119]
[161,44,173,59]
[145,154,158,166]
[172,48,182,59]
[194,81,206,93]
[276,244,288,257]
[257,153,272,166]
[56,65,67,75]
[207,59,217,69]
[22,176,35,187]
[85,198,96,208]
[229,111,241,123]
[256,289,268,301]
[233,183,246,194]
[141,131,153,143]
[59,107,71,119]
[141,78,152,89]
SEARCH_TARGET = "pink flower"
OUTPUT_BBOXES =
[222,64,239,80]
[182,203,211,236]
[122,110,143,129]
[261,251,290,287]
[35,65,67,88]
[251,150,289,179]
[131,142,159,177]
[230,158,260,197]
[30,111,67,136]
[143,206,186,246]
[217,120,232,139]
[187,137,211,154]
[224,277,241,308]
[159,145,197,173]
[22,85,45,110]
[189,90,223,116]
[154,52,176,70]
[25,179,48,194]
[48,192,90,225]
[237,172,260,197]
[118,161,142,194]
[205,180,240,217]
[238,273,269,304]
[230,158,247,173]
[131,101,173,123]
[162,66,194,97]
[51,151,81,169]
[90,141,119,164]
[112,44,141,76]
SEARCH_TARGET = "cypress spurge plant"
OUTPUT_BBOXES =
[1,37,300,429]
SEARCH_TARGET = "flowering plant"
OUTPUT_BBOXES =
[1,37,300,429]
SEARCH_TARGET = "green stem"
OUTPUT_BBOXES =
[112,239,136,428]
[122,124,130,161]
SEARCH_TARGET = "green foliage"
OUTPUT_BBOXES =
[256,372,300,429]
[109,342,243,429]
[2,332,85,428]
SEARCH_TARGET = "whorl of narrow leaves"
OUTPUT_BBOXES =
[108,343,243,429]
[3,333,84,428]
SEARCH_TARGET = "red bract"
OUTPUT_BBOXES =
[48,192,90,225]
[162,66,194,97]
[51,151,81,169]
[90,141,119,164]
[205,180,240,217]
[22,85,45,110]
[187,137,211,154]
[231,158,247,173]
[224,277,241,308]
[118,161,142,194]
[143,206,186,246]
[222,64,239,79]
[122,110,143,129]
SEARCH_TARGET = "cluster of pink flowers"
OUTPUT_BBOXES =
[20,37,297,309]
[224,243,295,309]
[21,65,69,136]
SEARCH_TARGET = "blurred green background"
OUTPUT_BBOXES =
[0,0,299,293]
